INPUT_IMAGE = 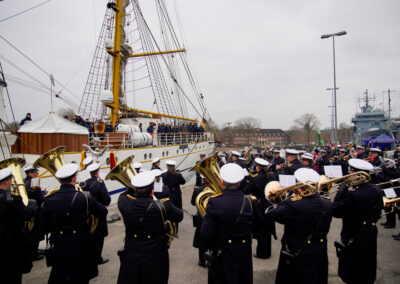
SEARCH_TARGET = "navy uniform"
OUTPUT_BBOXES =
[269,151,285,173]
[151,169,172,200]
[356,146,368,160]
[82,163,111,265]
[0,168,37,284]
[24,166,45,262]
[333,159,383,284]
[191,182,206,266]
[151,157,161,170]
[301,153,315,170]
[229,151,247,169]
[117,171,183,284]
[244,158,277,259]
[200,163,262,284]
[162,160,186,209]
[333,150,349,176]
[316,150,331,175]
[282,159,304,175]
[269,168,333,284]
[369,148,382,167]
[41,164,108,284]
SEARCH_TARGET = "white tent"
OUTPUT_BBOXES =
[19,113,89,135]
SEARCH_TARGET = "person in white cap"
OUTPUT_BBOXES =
[151,157,161,170]
[356,145,367,159]
[268,168,333,284]
[244,158,277,259]
[369,148,382,167]
[200,163,261,284]
[301,153,315,170]
[229,150,246,169]
[151,169,171,200]
[23,165,45,261]
[117,171,183,284]
[315,149,331,175]
[134,162,143,173]
[161,160,186,209]
[332,149,349,176]
[332,159,383,284]
[277,149,304,175]
[269,150,285,173]
[41,163,107,284]
[74,113,84,126]
[0,167,37,284]
[82,156,94,169]
[82,163,111,265]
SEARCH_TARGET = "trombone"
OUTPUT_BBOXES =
[317,171,371,195]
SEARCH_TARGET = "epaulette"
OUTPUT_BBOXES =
[321,195,331,200]
[97,178,104,183]
[249,195,257,200]
[160,197,170,203]
[210,193,222,198]
[127,194,136,200]
[45,187,60,198]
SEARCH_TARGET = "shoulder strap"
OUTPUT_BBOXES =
[66,192,79,217]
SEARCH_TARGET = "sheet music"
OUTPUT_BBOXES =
[154,181,163,192]
[324,165,343,178]
[31,178,40,187]
[384,188,397,198]
[279,175,296,187]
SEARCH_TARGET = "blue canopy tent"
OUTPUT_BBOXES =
[363,134,400,151]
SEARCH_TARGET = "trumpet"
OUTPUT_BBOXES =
[317,171,371,194]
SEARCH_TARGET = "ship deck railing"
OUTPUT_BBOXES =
[88,132,210,148]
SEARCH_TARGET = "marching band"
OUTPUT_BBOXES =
[0,143,400,284]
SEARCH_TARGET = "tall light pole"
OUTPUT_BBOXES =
[321,31,346,146]
[327,87,339,144]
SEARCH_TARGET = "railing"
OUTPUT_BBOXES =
[88,132,211,149]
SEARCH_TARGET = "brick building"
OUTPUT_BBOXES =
[221,128,288,146]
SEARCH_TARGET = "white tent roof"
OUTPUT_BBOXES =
[19,113,89,135]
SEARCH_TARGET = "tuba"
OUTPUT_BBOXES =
[105,155,137,189]
[191,152,224,218]
[244,146,253,165]
[318,171,371,194]
[0,158,34,231]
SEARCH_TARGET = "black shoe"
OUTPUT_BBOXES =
[33,254,44,261]
[198,261,206,268]
[384,224,395,229]
[98,258,109,265]
[253,254,269,259]
[393,236,400,241]
[392,233,400,237]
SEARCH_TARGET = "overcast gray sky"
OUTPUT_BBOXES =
[0,0,399,130]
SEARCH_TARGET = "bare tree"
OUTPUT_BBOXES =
[294,113,320,145]
[234,117,261,144]
[57,107,75,120]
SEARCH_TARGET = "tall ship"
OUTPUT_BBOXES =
[1,0,215,203]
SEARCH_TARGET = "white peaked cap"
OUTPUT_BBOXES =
[82,157,93,165]
[255,158,269,166]
[285,149,299,155]
[152,157,160,163]
[348,159,374,171]
[220,163,245,184]
[294,168,320,183]
[232,150,241,156]
[356,145,364,150]
[301,153,314,161]
[55,163,79,179]
[369,148,381,153]
[151,169,162,177]
[0,168,12,180]
[86,163,100,172]
[131,171,155,188]
[134,162,143,169]
[166,160,176,166]
[75,113,81,116]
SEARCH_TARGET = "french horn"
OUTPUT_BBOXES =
[191,152,224,218]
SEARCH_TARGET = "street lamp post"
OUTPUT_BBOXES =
[321,31,346,146]
[327,87,339,144]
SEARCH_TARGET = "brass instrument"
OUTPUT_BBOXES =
[0,158,34,231]
[33,146,96,232]
[382,196,400,216]
[376,178,400,187]
[105,155,137,189]
[264,181,317,204]
[191,152,223,218]
[317,171,371,194]
[106,156,177,244]
[277,162,291,170]
[244,146,253,165]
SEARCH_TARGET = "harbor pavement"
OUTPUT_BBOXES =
[24,182,400,284]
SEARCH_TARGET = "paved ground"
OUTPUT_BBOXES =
[24,182,400,284]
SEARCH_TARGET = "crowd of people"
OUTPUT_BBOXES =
[1,142,399,284]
